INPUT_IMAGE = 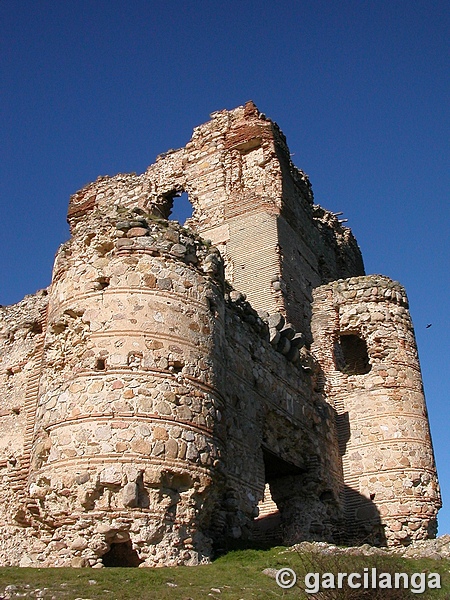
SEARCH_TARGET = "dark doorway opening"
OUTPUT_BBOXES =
[102,540,143,567]
[252,449,305,547]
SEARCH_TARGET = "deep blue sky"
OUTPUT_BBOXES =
[1,1,449,535]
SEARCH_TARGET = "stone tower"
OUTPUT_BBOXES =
[0,102,440,567]
[311,278,440,543]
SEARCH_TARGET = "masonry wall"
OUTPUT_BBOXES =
[0,210,345,567]
[0,294,47,463]
[0,293,48,489]
[28,207,230,566]
[67,101,365,340]
[217,295,344,548]
[0,102,440,566]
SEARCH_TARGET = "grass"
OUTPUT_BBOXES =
[0,547,449,599]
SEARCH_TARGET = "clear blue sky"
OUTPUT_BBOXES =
[1,1,449,535]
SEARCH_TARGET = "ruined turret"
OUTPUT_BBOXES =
[0,102,440,566]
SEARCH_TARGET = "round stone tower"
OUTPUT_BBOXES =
[28,191,227,567]
[311,275,441,545]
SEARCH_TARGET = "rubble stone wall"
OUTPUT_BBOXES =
[0,210,343,567]
[67,101,365,339]
[0,293,48,464]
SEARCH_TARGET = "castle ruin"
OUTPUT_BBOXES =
[0,101,441,567]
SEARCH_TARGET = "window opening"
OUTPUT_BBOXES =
[168,191,193,225]
[96,277,110,290]
[30,321,43,334]
[335,334,371,375]
[95,358,106,371]
[263,448,304,481]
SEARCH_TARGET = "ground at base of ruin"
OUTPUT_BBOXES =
[0,541,450,599]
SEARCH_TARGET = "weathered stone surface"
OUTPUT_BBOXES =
[70,537,88,551]
[157,278,172,290]
[0,102,439,569]
[71,557,90,568]
[122,482,139,508]
[127,227,148,238]
[269,328,280,345]
[170,243,187,257]
[290,332,305,348]
[268,313,285,330]
[280,323,296,340]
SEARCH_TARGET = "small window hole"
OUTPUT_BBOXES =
[97,277,110,290]
[95,358,106,371]
[335,334,371,375]
[30,321,43,334]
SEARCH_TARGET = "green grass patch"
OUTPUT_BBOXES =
[0,547,449,599]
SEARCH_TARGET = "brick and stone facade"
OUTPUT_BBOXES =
[0,102,440,567]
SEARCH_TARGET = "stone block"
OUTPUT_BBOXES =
[122,482,139,508]
[268,313,285,330]
[127,227,148,238]
[70,537,88,551]
[152,426,169,440]
[170,243,187,257]
[71,557,90,568]
[100,466,122,486]
[131,439,151,454]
